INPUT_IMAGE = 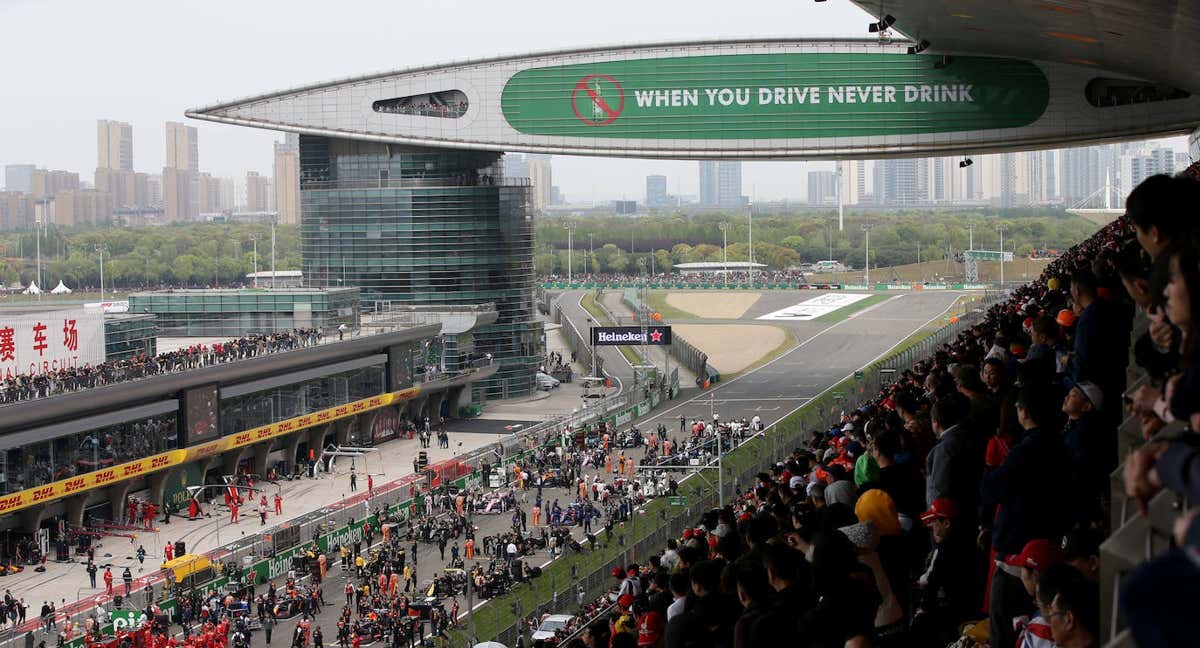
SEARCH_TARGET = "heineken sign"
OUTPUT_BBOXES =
[591,326,673,346]
[502,53,1049,139]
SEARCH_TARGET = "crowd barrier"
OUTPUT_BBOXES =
[551,300,601,377]
[619,289,708,382]
[541,281,998,291]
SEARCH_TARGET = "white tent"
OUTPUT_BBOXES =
[22,281,41,295]
[50,280,72,294]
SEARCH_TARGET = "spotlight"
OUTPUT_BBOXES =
[934,55,952,69]
[869,14,896,33]
[959,158,974,168]
[907,40,931,55]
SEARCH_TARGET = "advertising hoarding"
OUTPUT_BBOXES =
[0,309,105,380]
[757,293,870,321]
[591,326,673,346]
[502,53,1049,139]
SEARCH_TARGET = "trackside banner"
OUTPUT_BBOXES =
[591,326,673,346]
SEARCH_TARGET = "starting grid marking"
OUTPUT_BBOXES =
[756,293,871,321]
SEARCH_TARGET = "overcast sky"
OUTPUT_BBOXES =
[1,0,1186,203]
[1,0,885,200]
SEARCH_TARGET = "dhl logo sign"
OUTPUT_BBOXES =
[0,386,423,517]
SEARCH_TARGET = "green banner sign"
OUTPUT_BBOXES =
[110,610,148,632]
[502,53,1049,139]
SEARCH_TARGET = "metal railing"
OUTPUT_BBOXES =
[302,177,531,190]
[1,380,630,648]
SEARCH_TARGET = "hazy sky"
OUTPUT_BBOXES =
[0,0,1186,202]
[1,0,882,200]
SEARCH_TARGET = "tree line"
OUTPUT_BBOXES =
[0,208,1098,289]
[534,208,1098,275]
[0,223,301,290]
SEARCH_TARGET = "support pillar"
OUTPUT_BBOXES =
[64,493,88,528]
[253,442,273,477]
[20,506,46,533]
[334,420,353,446]
[362,411,380,444]
[222,447,250,478]
[430,392,446,420]
[146,469,172,510]
[108,481,134,524]
[284,432,304,473]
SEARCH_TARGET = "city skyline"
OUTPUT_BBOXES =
[1,1,1193,209]
[0,0,879,204]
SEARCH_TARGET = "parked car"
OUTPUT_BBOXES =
[536,372,560,391]
[531,615,575,641]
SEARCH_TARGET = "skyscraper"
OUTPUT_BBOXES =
[165,122,199,171]
[1060,144,1117,207]
[274,135,301,224]
[97,120,133,172]
[807,170,837,206]
[245,171,272,212]
[645,175,668,208]
[5,164,35,193]
[527,156,552,212]
[875,159,923,206]
[1118,147,1176,198]
[698,161,718,206]
[716,162,743,207]
[836,161,863,206]
[164,121,199,220]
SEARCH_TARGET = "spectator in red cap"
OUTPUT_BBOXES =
[637,603,665,648]
[1018,564,1084,648]
[1002,538,1069,648]
[912,497,982,646]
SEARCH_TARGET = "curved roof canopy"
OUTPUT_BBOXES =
[188,36,1200,160]
[850,1,1200,94]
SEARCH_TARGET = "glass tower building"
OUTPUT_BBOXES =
[298,136,541,397]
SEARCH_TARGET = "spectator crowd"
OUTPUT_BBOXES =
[0,328,327,404]
[558,172,1200,648]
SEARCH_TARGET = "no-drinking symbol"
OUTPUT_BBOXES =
[571,74,624,126]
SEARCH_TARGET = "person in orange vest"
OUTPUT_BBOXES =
[617,454,625,474]
[388,571,400,597]
[602,433,610,450]
[531,504,541,527]
[367,474,374,497]
[230,500,239,524]
[605,454,612,474]
[274,493,282,515]
[579,479,588,499]
[464,538,474,560]
[164,542,174,561]
[103,567,114,595]
[663,439,672,456]
[627,459,635,477]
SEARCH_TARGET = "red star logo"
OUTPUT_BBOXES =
[649,329,663,343]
